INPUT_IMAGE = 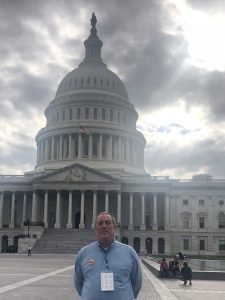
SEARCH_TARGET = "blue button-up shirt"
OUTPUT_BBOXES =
[74,240,142,300]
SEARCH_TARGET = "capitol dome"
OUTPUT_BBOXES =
[55,61,128,100]
[35,13,146,176]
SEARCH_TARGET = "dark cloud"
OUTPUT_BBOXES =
[0,0,224,178]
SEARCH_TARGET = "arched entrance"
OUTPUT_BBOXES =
[121,237,128,245]
[158,238,165,254]
[146,237,152,253]
[133,237,140,253]
[13,236,19,248]
[1,235,8,252]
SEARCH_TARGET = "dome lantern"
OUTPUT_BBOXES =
[82,12,103,65]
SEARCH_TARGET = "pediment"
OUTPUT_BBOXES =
[34,163,120,183]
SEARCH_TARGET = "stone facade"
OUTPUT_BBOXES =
[1,14,225,255]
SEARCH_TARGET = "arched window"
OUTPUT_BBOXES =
[121,237,128,245]
[218,212,225,228]
[158,238,165,254]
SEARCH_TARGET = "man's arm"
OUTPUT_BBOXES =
[74,254,84,296]
[131,251,142,298]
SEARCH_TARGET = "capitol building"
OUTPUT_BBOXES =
[0,14,225,256]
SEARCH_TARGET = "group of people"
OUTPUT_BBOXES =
[159,256,192,285]
[73,211,192,299]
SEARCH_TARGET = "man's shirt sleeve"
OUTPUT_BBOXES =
[131,251,142,298]
[74,253,83,296]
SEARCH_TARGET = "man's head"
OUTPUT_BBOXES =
[95,212,116,247]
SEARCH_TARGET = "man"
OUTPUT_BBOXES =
[74,212,142,300]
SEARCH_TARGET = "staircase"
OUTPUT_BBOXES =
[32,228,96,254]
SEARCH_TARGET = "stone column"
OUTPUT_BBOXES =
[0,192,3,228]
[67,191,73,228]
[165,194,170,230]
[109,135,112,160]
[44,191,48,228]
[45,139,49,161]
[21,192,27,227]
[40,140,43,163]
[78,133,82,159]
[31,191,37,224]
[99,134,102,159]
[117,191,121,225]
[59,135,63,160]
[91,191,97,228]
[153,193,158,230]
[88,134,93,159]
[128,192,133,230]
[79,190,85,228]
[54,191,61,228]
[118,136,122,160]
[141,193,146,230]
[105,191,109,212]
[9,192,15,228]
[68,135,72,159]
[126,138,129,161]
[51,136,55,160]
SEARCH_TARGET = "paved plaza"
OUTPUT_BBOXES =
[0,254,225,300]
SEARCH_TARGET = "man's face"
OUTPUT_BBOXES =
[95,214,116,246]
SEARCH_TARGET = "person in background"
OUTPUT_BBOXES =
[181,261,192,285]
[74,212,142,300]
[159,257,169,278]
[27,245,32,256]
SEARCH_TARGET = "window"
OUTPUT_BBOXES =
[199,239,205,251]
[199,217,205,228]
[183,216,189,229]
[117,111,120,122]
[110,110,113,121]
[57,111,59,122]
[85,108,89,119]
[102,108,106,120]
[218,212,225,228]
[219,240,225,251]
[77,108,80,120]
[69,109,73,120]
[183,239,189,251]
[62,110,66,121]
[183,199,188,205]
[199,199,205,206]
[93,108,97,120]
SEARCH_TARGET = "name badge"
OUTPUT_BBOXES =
[101,272,114,291]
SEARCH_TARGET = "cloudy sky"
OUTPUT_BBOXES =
[1,0,225,179]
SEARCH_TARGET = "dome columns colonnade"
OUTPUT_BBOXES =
[0,190,170,231]
[36,131,144,169]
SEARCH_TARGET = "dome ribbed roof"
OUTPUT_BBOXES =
[55,13,128,100]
